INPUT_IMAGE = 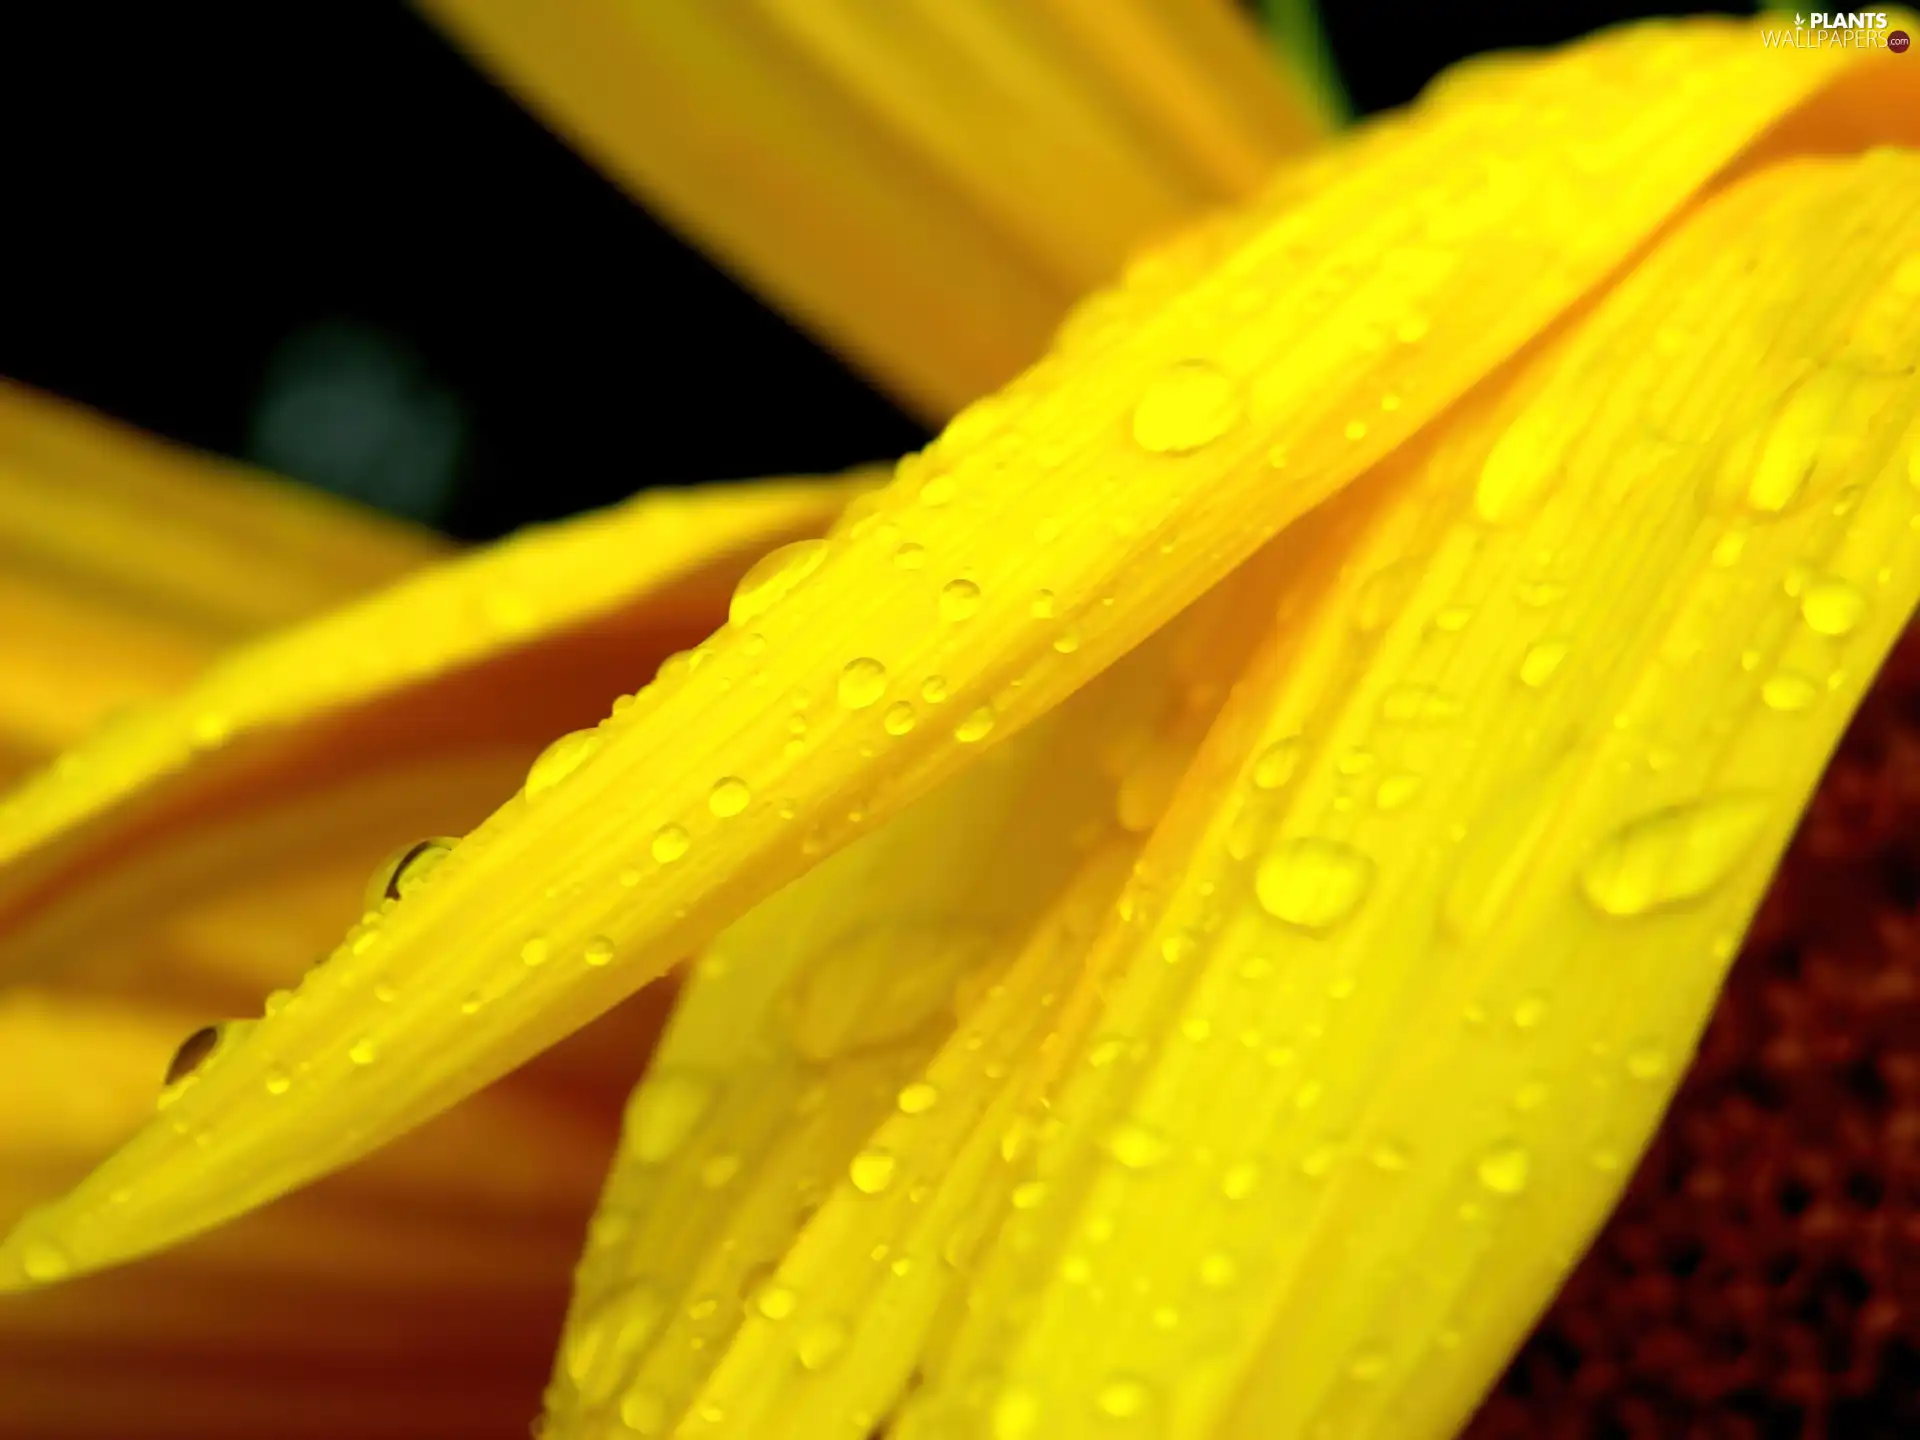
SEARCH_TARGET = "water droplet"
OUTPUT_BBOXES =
[1012,1180,1048,1209]
[21,1240,71,1283]
[1801,577,1865,636]
[264,1066,291,1096]
[939,578,982,622]
[1031,589,1057,619]
[1724,369,1849,513]
[520,936,550,967]
[849,1149,898,1195]
[955,705,996,743]
[1625,1045,1668,1080]
[883,701,917,736]
[1053,629,1082,655]
[619,1384,669,1435]
[1252,737,1302,790]
[364,836,458,909]
[1434,604,1472,632]
[1762,672,1819,712]
[1477,409,1562,523]
[625,1072,712,1162]
[1222,1162,1260,1200]
[897,1081,939,1115]
[524,729,601,802]
[1477,1142,1531,1194]
[1199,1252,1237,1287]
[709,776,750,818]
[838,657,889,710]
[651,824,690,864]
[584,936,615,968]
[730,538,827,624]
[163,1024,222,1087]
[348,1037,378,1066]
[992,1386,1041,1440]
[1518,640,1568,688]
[894,541,927,570]
[754,1282,798,1321]
[1106,1122,1172,1170]
[1255,839,1374,931]
[796,1318,849,1371]
[1096,1376,1153,1420]
[1132,360,1240,455]
[1580,794,1771,917]
[1375,771,1422,811]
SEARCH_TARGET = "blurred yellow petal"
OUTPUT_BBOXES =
[0,383,443,772]
[891,152,1920,1440]
[0,472,871,973]
[419,0,1328,419]
[5,17,1902,1298]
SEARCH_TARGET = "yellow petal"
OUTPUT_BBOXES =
[419,0,1327,418]
[0,473,870,965]
[543,559,1280,1435]
[0,382,443,770]
[892,151,1920,1439]
[4,19,1903,1292]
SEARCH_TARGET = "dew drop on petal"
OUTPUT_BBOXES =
[894,541,927,570]
[709,777,751,818]
[754,1282,798,1321]
[651,824,691,864]
[1801,576,1865,636]
[163,1024,222,1088]
[1106,1121,1172,1170]
[524,729,602,802]
[1131,360,1240,455]
[955,705,996,743]
[21,1239,71,1283]
[1031,589,1057,619]
[849,1148,899,1195]
[1252,737,1302,790]
[584,936,615,968]
[1096,1376,1153,1420]
[348,1037,378,1066]
[1762,672,1819,712]
[1255,839,1374,931]
[992,1387,1041,1440]
[796,1318,849,1371]
[1518,639,1568,688]
[939,578,982,622]
[839,657,889,710]
[897,1081,939,1115]
[625,1072,712,1163]
[883,701,917,736]
[364,836,459,909]
[1477,1142,1531,1194]
[1580,794,1771,917]
[730,538,827,624]
[520,935,550,967]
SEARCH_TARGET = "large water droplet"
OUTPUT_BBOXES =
[1476,1142,1531,1194]
[954,705,996,743]
[348,1036,378,1066]
[163,1024,223,1088]
[584,935,615,968]
[838,657,889,710]
[1255,839,1374,931]
[897,1081,939,1115]
[1106,1121,1173,1170]
[849,1149,898,1194]
[1762,672,1819,712]
[883,701,917,736]
[709,776,751,818]
[939,578,982,622]
[364,835,459,910]
[796,1318,849,1371]
[1580,794,1771,917]
[730,538,827,624]
[624,1071,712,1163]
[1476,408,1563,524]
[1132,360,1240,455]
[1252,737,1302,790]
[524,730,601,802]
[1801,576,1865,636]
[651,824,691,864]
[1518,640,1568,689]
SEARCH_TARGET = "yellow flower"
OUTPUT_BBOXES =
[4,8,1920,1440]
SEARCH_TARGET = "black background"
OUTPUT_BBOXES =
[0,1,1756,539]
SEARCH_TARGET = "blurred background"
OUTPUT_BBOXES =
[0,0,1756,540]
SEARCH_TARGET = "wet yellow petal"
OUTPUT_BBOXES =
[0,383,443,771]
[543,562,1280,1436]
[2,20,1904,1293]
[420,0,1326,418]
[891,152,1920,1439]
